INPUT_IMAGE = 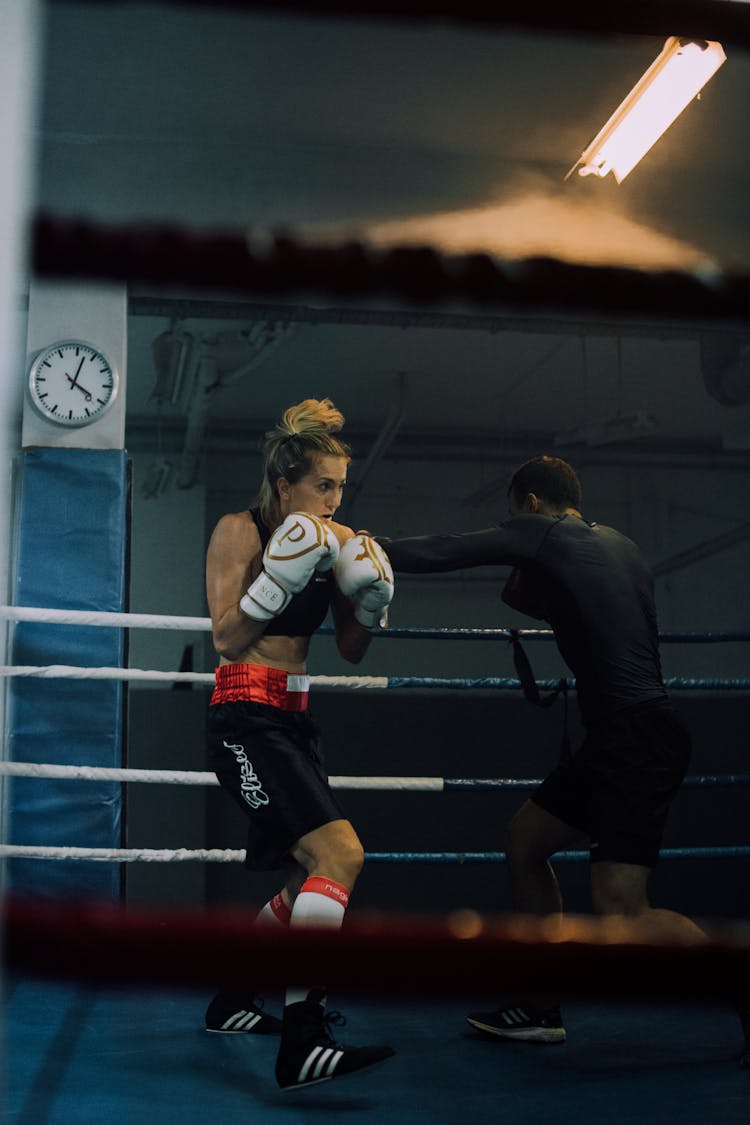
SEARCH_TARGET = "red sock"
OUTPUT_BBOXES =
[256,891,292,928]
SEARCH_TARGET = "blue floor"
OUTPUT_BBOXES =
[4,978,749,1124]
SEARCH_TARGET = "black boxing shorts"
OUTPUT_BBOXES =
[532,699,691,868]
[207,664,346,870]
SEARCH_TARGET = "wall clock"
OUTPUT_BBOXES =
[28,340,119,427]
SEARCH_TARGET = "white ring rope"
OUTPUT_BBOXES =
[2,665,213,683]
[0,605,211,630]
[0,761,442,790]
[3,608,744,873]
[0,845,242,862]
[0,665,388,688]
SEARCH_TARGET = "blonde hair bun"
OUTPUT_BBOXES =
[280,398,345,437]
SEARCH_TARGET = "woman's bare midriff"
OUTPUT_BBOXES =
[218,631,312,675]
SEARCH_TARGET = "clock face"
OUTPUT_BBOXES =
[28,340,119,427]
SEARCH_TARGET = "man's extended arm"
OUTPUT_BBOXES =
[376,521,541,573]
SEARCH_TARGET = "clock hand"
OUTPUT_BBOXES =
[65,373,93,402]
[65,357,87,391]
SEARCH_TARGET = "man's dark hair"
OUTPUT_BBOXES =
[508,455,582,512]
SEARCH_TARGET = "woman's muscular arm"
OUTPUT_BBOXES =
[206,512,267,661]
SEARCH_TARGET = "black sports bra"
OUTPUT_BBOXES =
[250,508,334,636]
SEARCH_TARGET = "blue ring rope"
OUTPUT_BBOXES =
[383,676,750,691]
[442,774,750,791]
[318,625,750,643]
[364,846,750,864]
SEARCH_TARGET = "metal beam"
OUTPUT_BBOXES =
[652,522,750,577]
[340,373,406,524]
[129,293,733,343]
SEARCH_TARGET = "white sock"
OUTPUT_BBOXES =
[284,875,349,1008]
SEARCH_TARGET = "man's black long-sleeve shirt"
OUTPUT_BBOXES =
[380,514,667,725]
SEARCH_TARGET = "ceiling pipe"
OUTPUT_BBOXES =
[150,322,195,406]
[127,416,750,471]
[175,322,293,489]
[131,294,733,343]
[652,520,750,577]
[339,373,407,525]
[176,352,219,489]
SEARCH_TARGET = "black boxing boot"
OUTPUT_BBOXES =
[275,996,394,1091]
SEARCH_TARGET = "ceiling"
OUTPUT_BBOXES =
[33,2,750,468]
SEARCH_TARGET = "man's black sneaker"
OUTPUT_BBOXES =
[205,990,283,1035]
[276,1000,395,1090]
[467,1002,566,1043]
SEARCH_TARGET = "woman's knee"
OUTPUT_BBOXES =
[332,831,365,883]
[295,819,365,886]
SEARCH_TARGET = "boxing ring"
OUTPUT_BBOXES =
[2,605,750,869]
[3,602,749,1124]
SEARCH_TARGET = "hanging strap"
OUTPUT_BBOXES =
[508,629,571,763]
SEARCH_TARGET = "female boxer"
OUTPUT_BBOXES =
[204,397,394,1090]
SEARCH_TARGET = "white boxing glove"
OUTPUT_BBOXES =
[335,533,394,630]
[240,512,340,621]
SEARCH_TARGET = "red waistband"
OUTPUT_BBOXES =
[211,663,309,711]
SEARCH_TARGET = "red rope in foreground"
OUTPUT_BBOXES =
[57,1,750,49]
[5,896,749,1004]
[32,215,750,324]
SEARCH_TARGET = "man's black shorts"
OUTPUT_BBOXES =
[532,700,691,867]
[207,700,347,870]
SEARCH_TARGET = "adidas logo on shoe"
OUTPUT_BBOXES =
[207,1009,266,1033]
[205,992,282,1035]
[467,1003,566,1043]
[276,1040,395,1091]
[275,1000,394,1090]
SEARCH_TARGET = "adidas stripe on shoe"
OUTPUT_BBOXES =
[205,991,282,1035]
[292,1044,345,1087]
[276,1039,394,1091]
[275,1000,394,1091]
[467,1003,566,1043]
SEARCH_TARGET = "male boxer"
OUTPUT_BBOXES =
[378,454,704,1043]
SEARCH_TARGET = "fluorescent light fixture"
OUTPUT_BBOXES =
[567,37,726,184]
